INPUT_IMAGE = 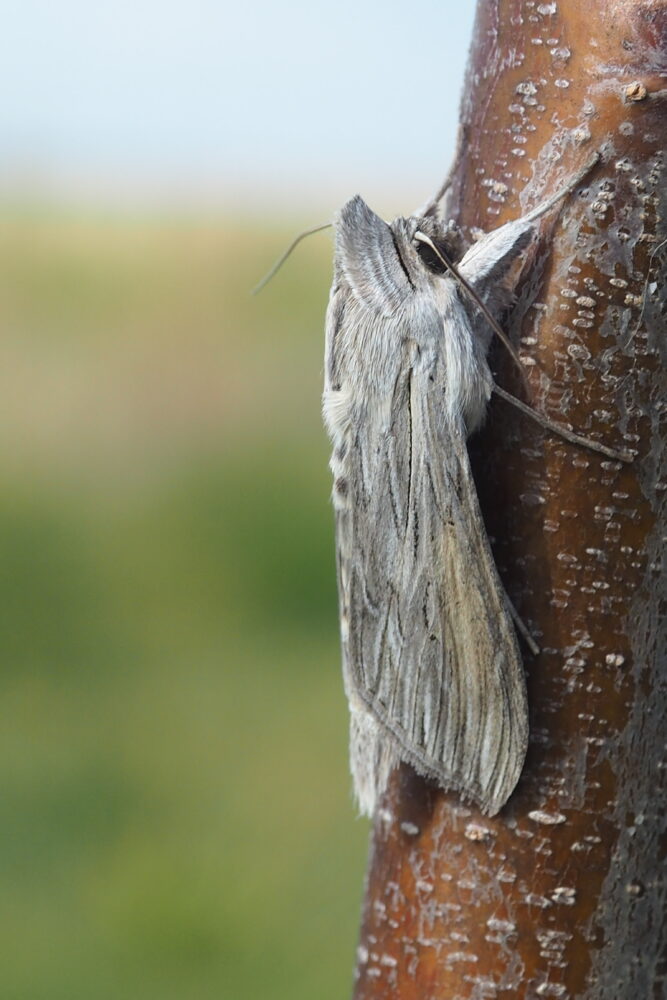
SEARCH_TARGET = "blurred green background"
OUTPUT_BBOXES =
[0,209,369,999]
[2,2,475,993]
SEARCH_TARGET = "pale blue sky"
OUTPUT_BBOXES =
[2,1,476,213]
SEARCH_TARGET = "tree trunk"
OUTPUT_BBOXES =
[353,1,667,997]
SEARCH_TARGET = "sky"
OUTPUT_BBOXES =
[2,1,476,213]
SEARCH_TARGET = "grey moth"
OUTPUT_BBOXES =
[322,165,601,817]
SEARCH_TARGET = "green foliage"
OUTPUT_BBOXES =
[0,212,366,1000]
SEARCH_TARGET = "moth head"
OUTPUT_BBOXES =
[335,197,467,316]
[404,217,466,276]
[379,215,466,298]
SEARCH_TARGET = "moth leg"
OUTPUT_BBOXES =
[419,123,468,219]
[519,151,600,225]
[452,153,602,375]
[505,594,539,656]
[492,384,634,463]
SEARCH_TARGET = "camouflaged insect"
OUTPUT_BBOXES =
[322,165,600,817]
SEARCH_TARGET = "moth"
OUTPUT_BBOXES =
[321,158,629,817]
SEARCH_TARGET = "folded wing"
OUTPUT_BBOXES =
[338,362,528,815]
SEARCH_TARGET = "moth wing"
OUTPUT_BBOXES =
[335,196,412,316]
[339,366,528,816]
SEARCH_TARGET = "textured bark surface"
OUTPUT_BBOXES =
[353,2,666,997]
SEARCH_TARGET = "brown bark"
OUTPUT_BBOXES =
[353,2,666,997]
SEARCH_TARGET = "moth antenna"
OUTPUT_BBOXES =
[493,384,634,463]
[414,230,524,373]
[252,222,332,295]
